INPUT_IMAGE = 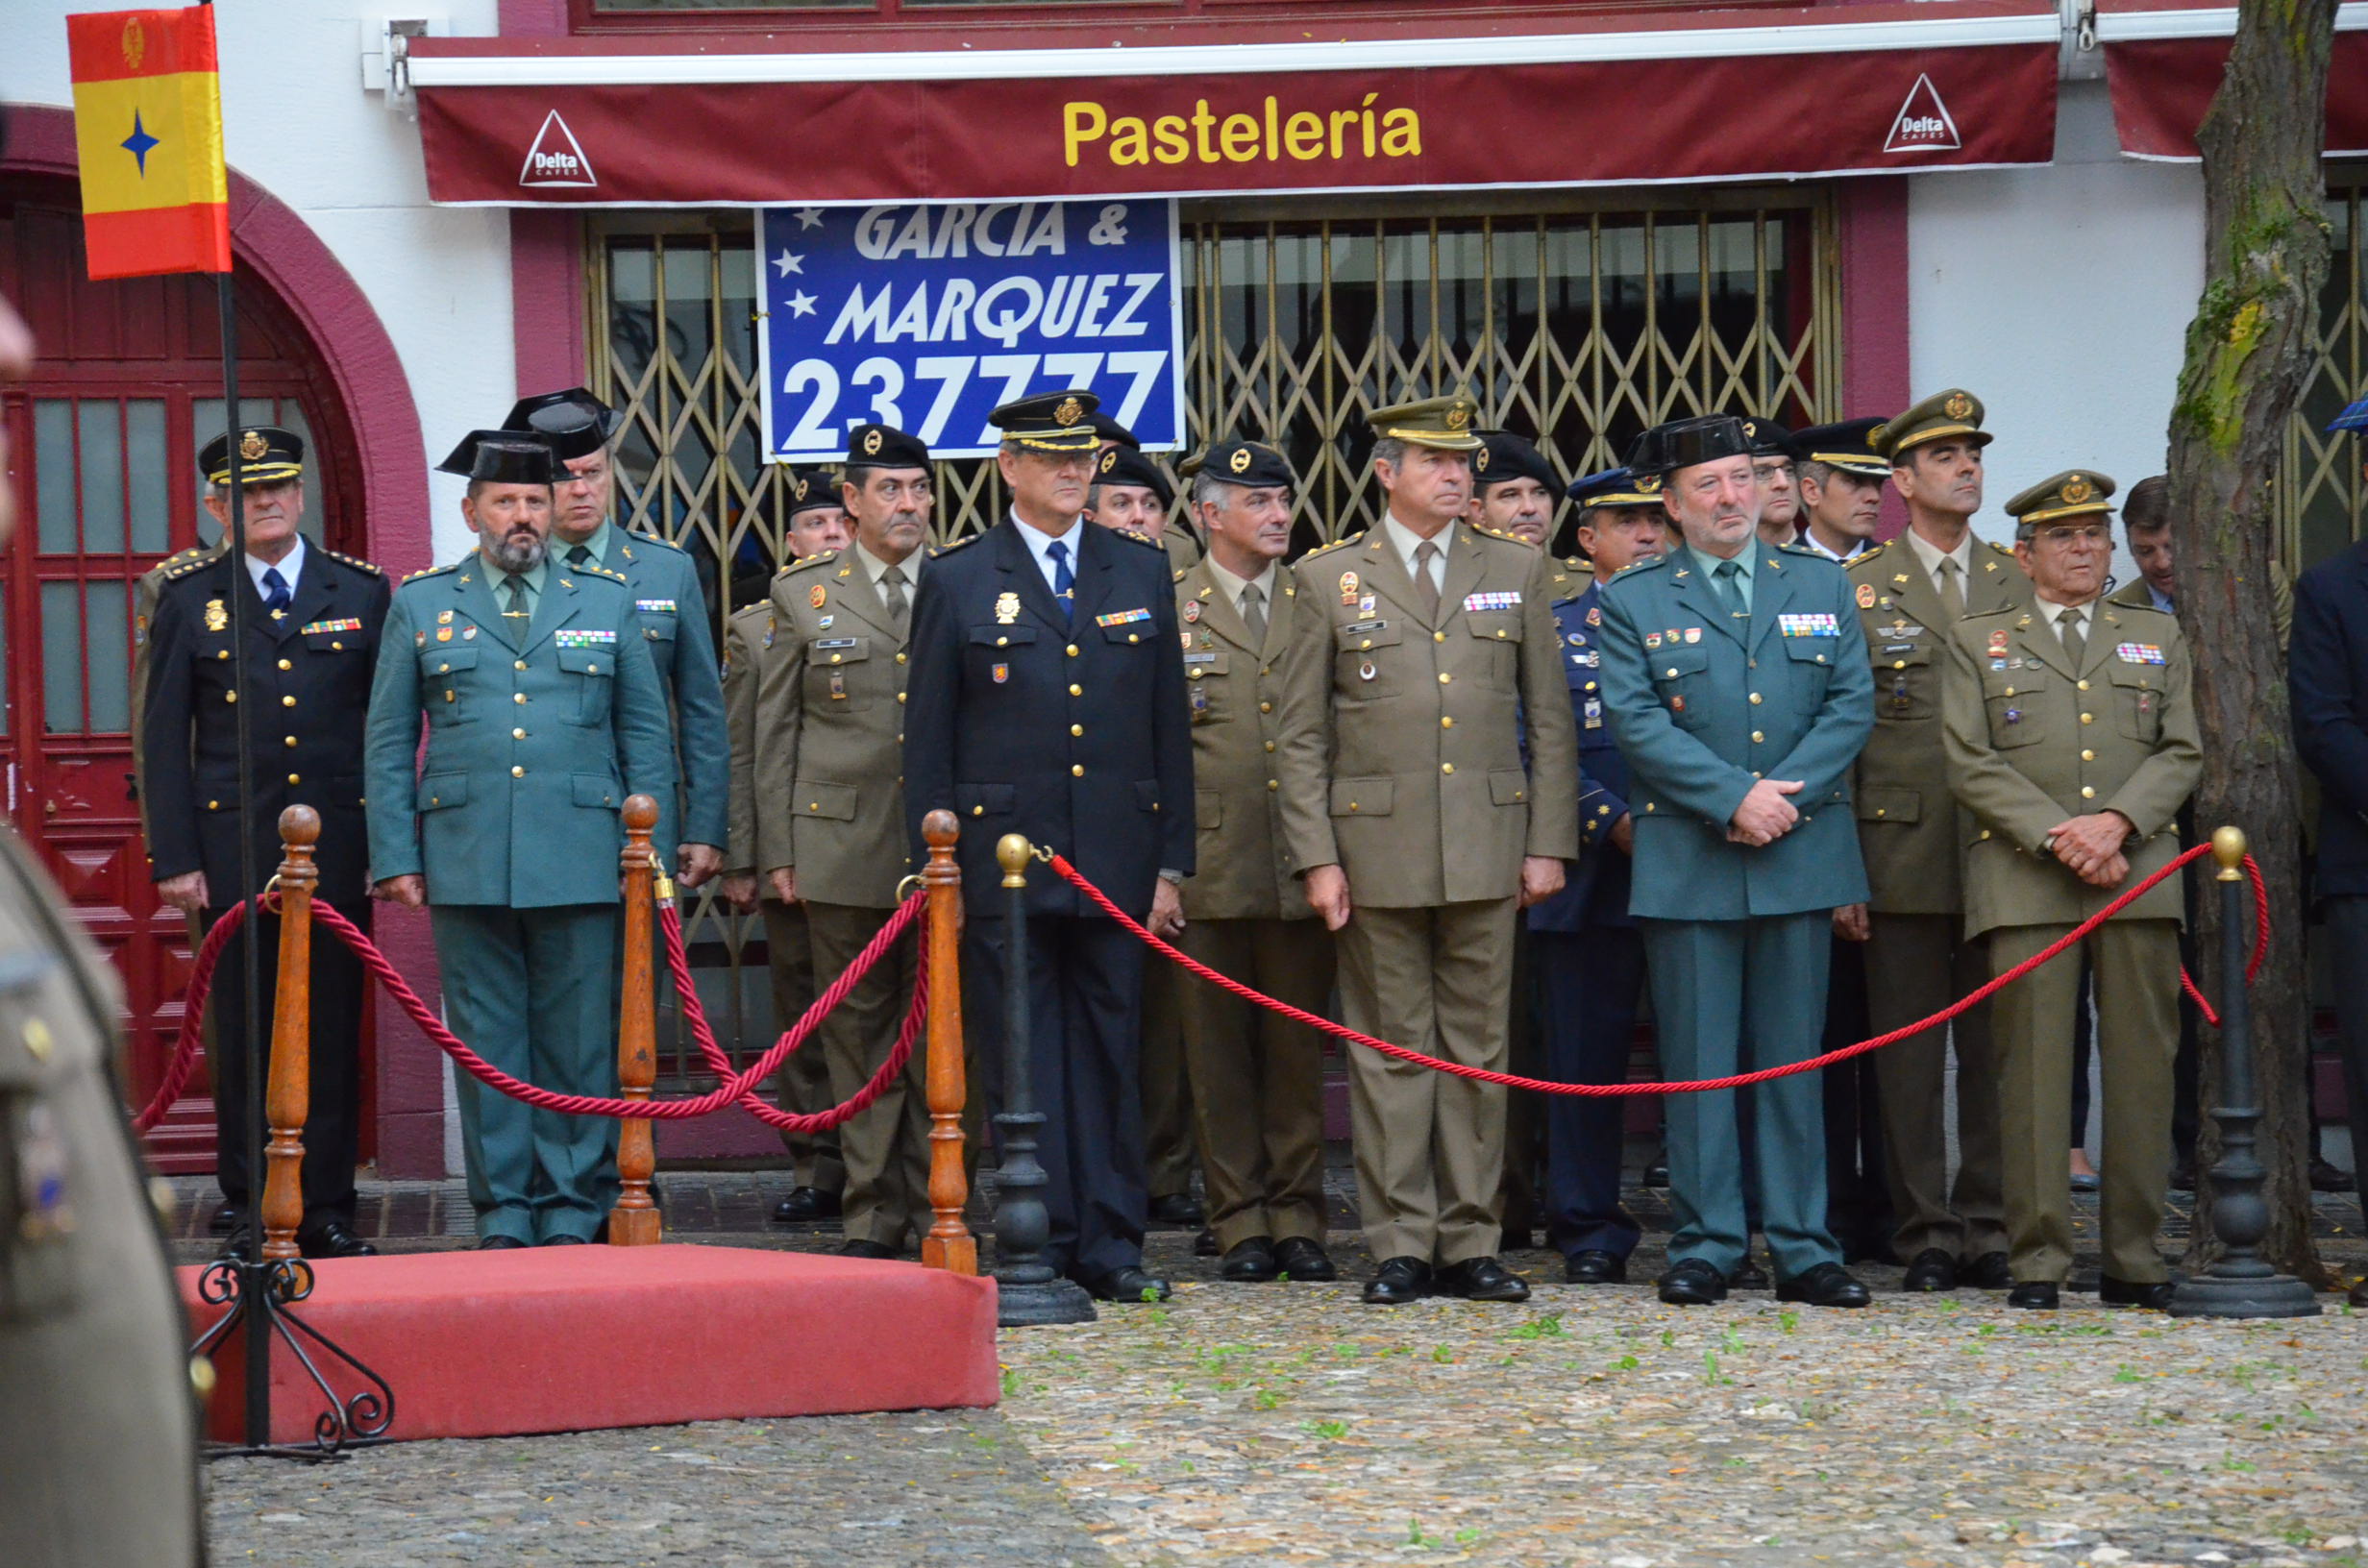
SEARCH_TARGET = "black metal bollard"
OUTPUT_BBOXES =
[988,834,1097,1327]
[2168,827,2321,1319]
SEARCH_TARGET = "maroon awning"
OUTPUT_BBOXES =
[2102,1,2368,159]
[407,2,2062,207]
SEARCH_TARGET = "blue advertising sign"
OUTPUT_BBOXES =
[757,200,1183,461]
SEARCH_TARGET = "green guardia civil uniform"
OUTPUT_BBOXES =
[1596,424,1874,1281]
[723,600,837,1193]
[363,546,675,1244]
[1941,471,2202,1286]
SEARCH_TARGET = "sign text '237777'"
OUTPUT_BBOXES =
[758,200,1185,461]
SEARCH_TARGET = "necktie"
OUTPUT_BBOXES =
[1240,583,1268,646]
[260,566,290,619]
[880,564,910,633]
[566,544,594,573]
[1047,539,1074,623]
[503,576,530,619]
[1414,540,1441,621]
[1936,556,1966,622]
[2060,606,2085,665]
[1715,558,1748,623]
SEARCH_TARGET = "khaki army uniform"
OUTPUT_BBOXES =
[0,828,202,1566]
[723,600,838,1196]
[759,546,931,1249]
[1276,520,1580,1265]
[1942,595,2201,1285]
[1846,535,2030,1265]
[1173,556,1335,1251]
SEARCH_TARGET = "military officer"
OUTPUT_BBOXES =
[0,253,203,1566]
[1792,418,1887,564]
[1532,468,1670,1284]
[758,425,937,1258]
[1172,439,1337,1284]
[363,431,675,1247]
[505,388,728,887]
[1745,418,1803,550]
[1470,430,1561,549]
[142,426,389,1261]
[1092,441,1203,577]
[1276,390,1578,1307]
[1598,413,1874,1310]
[1942,470,2200,1310]
[1831,391,2027,1291]
[902,389,1194,1303]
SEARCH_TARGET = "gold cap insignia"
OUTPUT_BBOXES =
[1054,397,1083,427]
[862,429,883,455]
[2061,474,2093,503]
[1636,473,1664,493]
[792,475,808,501]
[1099,449,1118,474]
[1743,420,1759,438]
[1444,404,1470,431]
[1228,447,1251,475]
[239,429,269,462]
[1943,392,1973,421]
[1474,447,1490,473]
[1867,422,1887,451]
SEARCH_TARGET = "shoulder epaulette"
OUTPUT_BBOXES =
[930,531,989,559]
[401,563,459,585]
[1566,556,1594,575]
[1111,527,1164,550]
[1606,553,1669,581]
[624,528,689,556]
[1846,541,1889,573]
[1777,541,1834,562]
[728,599,771,625]
[578,562,629,583]
[1471,524,1542,551]
[162,550,230,581]
[1299,532,1364,561]
[1985,538,2017,557]
[1959,603,2021,625]
[778,548,843,577]
[324,549,382,576]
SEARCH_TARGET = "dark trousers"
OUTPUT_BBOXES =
[1821,938,1891,1259]
[2328,897,2368,1205]
[208,902,367,1232]
[1534,927,1643,1260]
[964,914,1147,1282]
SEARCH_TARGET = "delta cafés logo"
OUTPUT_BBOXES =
[520,110,597,188]
[1883,74,1961,155]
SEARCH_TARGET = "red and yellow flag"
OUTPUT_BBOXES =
[66,7,230,282]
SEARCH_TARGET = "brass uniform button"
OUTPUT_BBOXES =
[1751,730,1764,744]
[1441,717,1453,729]
[282,695,297,707]
[1070,724,1083,737]
[1432,631,1446,643]
[277,658,291,671]
[1066,644,1079,657]
[1438,673,1452,685]
[895,652,907,665]
[1263,741,1275,752]
[286,773,301,785]
[2080,712,2094,724]
[513,727,527,739]
[515,660,529,671]
[1442,763,1455,775]
[2077,679,2090,691]
[1259,701,1272,714]
[1267,779,1279,791]
[1069,684,1082,697]
[514,692,528,704]
[2081,748,2095,761]
[224,690,236,703]
[1071,764,1084,777]
[2081,785,2096,799]
[284,736,297,748]
[1749,693,1763,705]
[511,766,526,778]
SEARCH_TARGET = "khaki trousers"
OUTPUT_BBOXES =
[1986,919,2180,1285]
[1337,898,1516,1266]
[1140,957,1200,1200]
[1178,918,1336,1251]
[1865,912,2007,1262]
[805,902,928,1248]
[762,899,844,1193]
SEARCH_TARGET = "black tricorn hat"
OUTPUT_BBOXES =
[1094,445,1173,507]
[1627,414,1754,479]
[439,429,558,486]
[503,387,622,462]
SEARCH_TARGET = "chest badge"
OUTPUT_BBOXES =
[1339,571,1359,606]
[991,663,1009,684]
[1668,694,1687,714]
[1358,659,1377,682]
[1987,629,2011,658]
[1587,605,1602,627]
[1182,599,1200,625]
[809,583,828,610]
[1856,582,1876,609]
[828,670,848,700]
[205,598,229,632]
[995,591,1021,625]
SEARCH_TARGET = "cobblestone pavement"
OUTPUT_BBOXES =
[198,1172,2368,1568]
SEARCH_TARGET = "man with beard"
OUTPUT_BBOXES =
[364,431,674,1247]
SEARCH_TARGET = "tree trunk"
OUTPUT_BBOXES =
[2166,0,2337,1286]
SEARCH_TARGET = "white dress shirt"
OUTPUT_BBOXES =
[1010,511,1085,601]
[245,533,306,600]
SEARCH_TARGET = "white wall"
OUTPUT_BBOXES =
[2,1,511,567]
[1907,78,2206,577]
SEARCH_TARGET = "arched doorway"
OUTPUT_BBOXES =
[0,173,369,1172]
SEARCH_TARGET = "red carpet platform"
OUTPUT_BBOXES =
[181,1244,999,1445]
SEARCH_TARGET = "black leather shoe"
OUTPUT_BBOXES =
[2097,1275,2176,1310]
[2006,1281,2060,1310]
[1642,1161,1669,1188]
[1439,1256,1531,1303]
[1084,1265,1172,1303]
[1194,1227,1220,1258]
[1901,1248,1958,1292]
[541,1234,590,1246]
[1221,1237,1280,1283]
[1363,1256,1432,1306]
[1657,1259,1728,1306]
[210,1203,244,1236]
[2311,1157,2351,1193]
[1960,1251,2013,1289]
[1148,1192,1206,1227]
[1564,1249,1626,1286]
[1499,1229,1535,1253]
[1775,1262,1870,1309]
[839,1238,900,1261]
[480,1235,530,1251]
[772,1187,842,1224]
[1272,1237,1338,1282]
[1728,1256,1770,1291]
[298,1221,379,1260]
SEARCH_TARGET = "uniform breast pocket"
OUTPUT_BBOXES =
[1334,619,1402,699]
[639,608,678,646]
[1099,617,1157,651]
[1465,610,1523,682]
[968,624,1038,688]
[1650,642,1712,730]
[1871,642,1936,721]
[2109,663,2165,743]
[556,645,615,725]
[303,631,359,656]
[1183,651,1228,723]
[806,637,875,711]
[419,645,481,726]
[1783,633,1838,698]
[1983,672,2047,748]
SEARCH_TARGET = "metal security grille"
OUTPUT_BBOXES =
[587,189,1837,1076]
[2287,170,2368,571]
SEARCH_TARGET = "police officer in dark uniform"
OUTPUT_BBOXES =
[141,426,390,1261]
[1533,468,1668,1283]
[902,388,1195,1303]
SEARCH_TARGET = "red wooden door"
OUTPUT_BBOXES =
[0,183,367,1172]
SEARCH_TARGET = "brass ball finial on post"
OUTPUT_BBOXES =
[610,795,663,1247]
[921,811,977,1275]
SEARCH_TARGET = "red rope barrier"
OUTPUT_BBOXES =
[130,894,255,1135]
[1048,844,2266,1097]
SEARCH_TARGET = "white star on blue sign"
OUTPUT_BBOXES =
[786,291,818,319]
[121,110,160,177]
[772,249,804,278]
[793,208,826,231]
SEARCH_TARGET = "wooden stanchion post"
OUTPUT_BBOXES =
[259,805,319,1264]
[920,810,976,1275]
[610,795,663,1246]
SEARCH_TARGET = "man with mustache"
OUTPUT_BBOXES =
[363,431,674,1248]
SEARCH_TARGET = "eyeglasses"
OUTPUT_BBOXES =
[2031,524,2111,549]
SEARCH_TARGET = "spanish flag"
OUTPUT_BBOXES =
[66,7,230,282]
